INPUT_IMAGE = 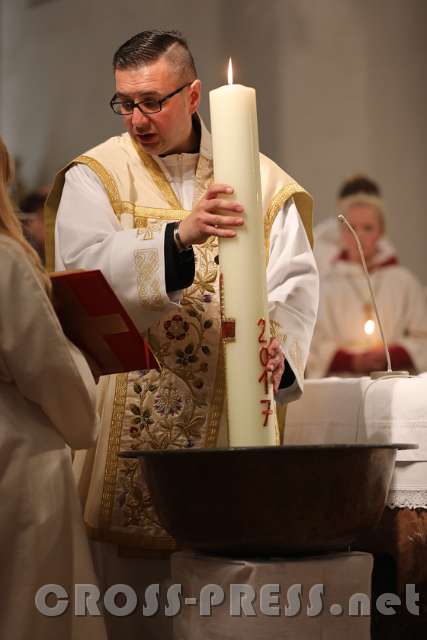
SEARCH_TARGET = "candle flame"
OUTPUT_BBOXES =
[364,319,375,335]
[227,58,233,85]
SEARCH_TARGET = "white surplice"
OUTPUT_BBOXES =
[0,235,107,640]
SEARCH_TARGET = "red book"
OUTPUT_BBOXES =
[50,269,159,375]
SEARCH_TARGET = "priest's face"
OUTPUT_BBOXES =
[340,204,383,264]
[114,57,201,156]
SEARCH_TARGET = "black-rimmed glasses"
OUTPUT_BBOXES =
[110,82,191,116]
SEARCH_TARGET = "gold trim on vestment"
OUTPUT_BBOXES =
[76,155,122,215]
[134,247,164,309]
[129,152,225,462]
[264,184,313,261]
[204,345,226,447]
[99,373,128,529]
[218,274,231,441]
[270,319,288,348]
[44,164,71,272]
[44,155,124,270]
[86,524,176,552]
[131,138,182,210]
[44,151,192,272]
[63,156,189,225]
[117,206,190,234]
[134,207,189,222]
[44,194,59,272]
[263,186,312,444]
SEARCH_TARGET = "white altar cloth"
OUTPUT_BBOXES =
[285,375,427,507]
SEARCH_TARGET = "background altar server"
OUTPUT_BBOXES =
[0,136,107,640]
[308,175,427,378]
[46,30,318,639]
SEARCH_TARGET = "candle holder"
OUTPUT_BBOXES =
[370,370,411,380]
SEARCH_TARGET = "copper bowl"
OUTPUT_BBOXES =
[121,444,416,555]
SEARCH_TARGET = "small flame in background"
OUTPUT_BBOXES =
[364,319,376,335]
[228,58,233,85]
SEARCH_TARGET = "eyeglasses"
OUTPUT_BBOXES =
[110,82,191,116]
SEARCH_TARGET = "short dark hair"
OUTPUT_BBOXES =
[338,174,381,199]
[19,190,47,214]
[113,30,197,81]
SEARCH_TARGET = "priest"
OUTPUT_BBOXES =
[45,29,318,638]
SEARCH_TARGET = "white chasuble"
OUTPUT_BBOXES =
[46,124,318,550]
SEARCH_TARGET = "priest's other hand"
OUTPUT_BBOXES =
[267,337,286,393]
[178,184,245,246]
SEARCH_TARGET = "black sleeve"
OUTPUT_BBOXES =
[279,363,296,389]
[164,222,196,293]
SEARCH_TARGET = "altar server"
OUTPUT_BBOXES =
[0,136,107,640]
[308,175,427,377]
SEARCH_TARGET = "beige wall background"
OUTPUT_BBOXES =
[1,0,426,281]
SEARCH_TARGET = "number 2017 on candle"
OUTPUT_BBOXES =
[257,318,273,427]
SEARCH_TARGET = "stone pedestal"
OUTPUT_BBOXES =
[171,551,373,639]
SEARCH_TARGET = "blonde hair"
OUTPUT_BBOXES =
[0,136,51,294]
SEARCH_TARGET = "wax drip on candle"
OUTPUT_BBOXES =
[228,58,233,85]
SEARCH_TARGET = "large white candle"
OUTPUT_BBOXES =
[209,61,278,447]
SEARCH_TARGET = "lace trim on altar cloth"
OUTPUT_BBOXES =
[387,489,427,510]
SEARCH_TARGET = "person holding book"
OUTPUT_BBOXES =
[0,137,107,638]
[46,30,318,639]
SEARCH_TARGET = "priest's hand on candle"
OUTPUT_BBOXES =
[267,337,286,393]
[178,184,245,246]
